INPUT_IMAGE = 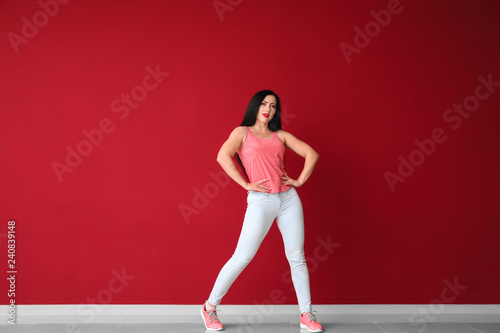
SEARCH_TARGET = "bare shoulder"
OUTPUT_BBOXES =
[276,130,317,158]
[276,129,291,144]
[232,126,247,139]
[218,126,248,158]
[229,126,247,145]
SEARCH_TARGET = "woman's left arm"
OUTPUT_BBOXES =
[279,131,320,187]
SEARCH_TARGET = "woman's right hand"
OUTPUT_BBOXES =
[245,179,271,192]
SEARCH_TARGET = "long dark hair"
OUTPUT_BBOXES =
[240,90,282,131]
[235,90,284,182]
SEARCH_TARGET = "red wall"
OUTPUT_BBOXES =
[1,0,499,305]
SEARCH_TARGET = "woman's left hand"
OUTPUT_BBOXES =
[280,174,301,187]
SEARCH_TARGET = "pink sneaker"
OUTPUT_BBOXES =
[300,311,323,332]
[201,302,224,331]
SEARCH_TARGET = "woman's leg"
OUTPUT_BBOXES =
[275,187,312,314]
[207,191,279,307]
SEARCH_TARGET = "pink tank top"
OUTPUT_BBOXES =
[237,126,293,193]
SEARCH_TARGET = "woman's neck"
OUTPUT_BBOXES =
[251,123,270,133]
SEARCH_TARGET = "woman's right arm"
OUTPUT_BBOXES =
[216,127,249,190]
[216,127,270,192]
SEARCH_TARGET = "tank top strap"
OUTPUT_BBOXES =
[245,126,252,138]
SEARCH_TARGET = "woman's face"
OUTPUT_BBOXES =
[258,95,277,123]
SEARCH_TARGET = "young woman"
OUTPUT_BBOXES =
[201,90,323,332]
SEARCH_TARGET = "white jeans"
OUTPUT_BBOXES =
[207,186,312,313]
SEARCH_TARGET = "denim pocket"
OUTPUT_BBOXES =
[247,191,266,204]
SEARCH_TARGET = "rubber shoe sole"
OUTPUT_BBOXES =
[300,322,323,332]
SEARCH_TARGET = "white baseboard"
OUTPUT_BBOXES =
[5,304,500,315]
[3,304,500,325]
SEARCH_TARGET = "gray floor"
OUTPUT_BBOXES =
[2,314,500,332]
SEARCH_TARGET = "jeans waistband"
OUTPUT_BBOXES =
[248,186,294,197]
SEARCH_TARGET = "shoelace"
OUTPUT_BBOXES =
[307,310,318,322]
[208,309,220,323]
